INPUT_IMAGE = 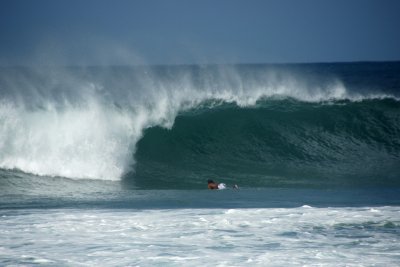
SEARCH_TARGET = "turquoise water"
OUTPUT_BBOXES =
[133,98,400,189]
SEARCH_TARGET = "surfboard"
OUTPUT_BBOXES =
[218,183,226,189]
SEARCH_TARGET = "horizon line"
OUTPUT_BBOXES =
[1,59,400,68]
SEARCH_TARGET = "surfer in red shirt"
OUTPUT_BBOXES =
[207,179,219,189]
[208,179,238,190]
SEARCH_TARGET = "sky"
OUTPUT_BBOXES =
[0,0,399,65]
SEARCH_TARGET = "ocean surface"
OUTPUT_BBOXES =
[1,62,400,266]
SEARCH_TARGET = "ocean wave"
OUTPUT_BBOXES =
[0,63,399,183]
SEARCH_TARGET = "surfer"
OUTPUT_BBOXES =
[208,179,237,190]
[207,179,219,189]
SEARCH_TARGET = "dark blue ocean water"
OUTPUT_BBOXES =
[1,169,400,210]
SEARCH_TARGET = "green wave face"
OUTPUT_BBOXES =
[131,98,400,189]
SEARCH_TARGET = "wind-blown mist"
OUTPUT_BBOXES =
[0,63,399,181]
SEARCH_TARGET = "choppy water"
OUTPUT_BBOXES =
[1,207,400,266]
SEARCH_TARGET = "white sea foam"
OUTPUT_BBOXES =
[0,206,399,266]
[0,99,136,180]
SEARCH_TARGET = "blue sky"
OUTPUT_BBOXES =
[0,0,399,65]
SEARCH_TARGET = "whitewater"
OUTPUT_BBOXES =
[1,62,400,266]
[1,206,399,266]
